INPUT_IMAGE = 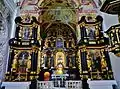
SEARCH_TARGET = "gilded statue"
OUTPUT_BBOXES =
[87,51,92,70]
[101,58,107,69]
[87,59,92,70]
[95,27,99,37]
[27,59,31,69]
[12,58,17,69]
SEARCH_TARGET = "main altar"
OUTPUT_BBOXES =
[1,0,120,89]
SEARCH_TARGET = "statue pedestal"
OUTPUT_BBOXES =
[87,80,117,89]
[2,82,31,89]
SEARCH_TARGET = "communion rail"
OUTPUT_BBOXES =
[37,80,82,89]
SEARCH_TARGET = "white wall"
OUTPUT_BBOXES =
[97,11,119,31]
[109,53,120,89]
[98,10,120,88]
[103,13,119,31]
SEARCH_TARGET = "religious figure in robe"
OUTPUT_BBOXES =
[18,55,27,73]
[92,51,101,72]
[94,56,101,72]
[23,27,30,40]
[89,29,95,40]
[56,38,63,48]
[47,56,54,68]
[101,58,107,69]
[18,52,29,74]
[87,58,92,71]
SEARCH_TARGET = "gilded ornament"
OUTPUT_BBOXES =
[12,58,17,69]
[27,59,31,69]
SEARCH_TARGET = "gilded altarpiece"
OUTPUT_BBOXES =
[78,15,113,80]
[5,15,40,81]
[39,22,79,80]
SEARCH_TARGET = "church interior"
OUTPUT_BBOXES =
[0,0,120,89]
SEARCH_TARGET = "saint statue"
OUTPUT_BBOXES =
[93,51,101,72]
[89,29,95,40]
[23,27,30,40]
[18,52,29,73]
[56,38,63,48]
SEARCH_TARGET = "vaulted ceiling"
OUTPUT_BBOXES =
[39,0,77,23]
[38,0,77,37]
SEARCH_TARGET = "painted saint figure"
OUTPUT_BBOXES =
[18,52,29,74]
[89,28,95,40]
[23,27,30,40]
[56,38,64,48]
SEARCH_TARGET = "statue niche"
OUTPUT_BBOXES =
[55,52,65,67]
[88,27,95,40]
[88,50,101,72]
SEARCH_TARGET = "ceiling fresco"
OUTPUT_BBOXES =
[39,1,77,24]
[16,0,104,16]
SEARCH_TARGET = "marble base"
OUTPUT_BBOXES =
[87,80,117,89]
[2,82,31,89]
